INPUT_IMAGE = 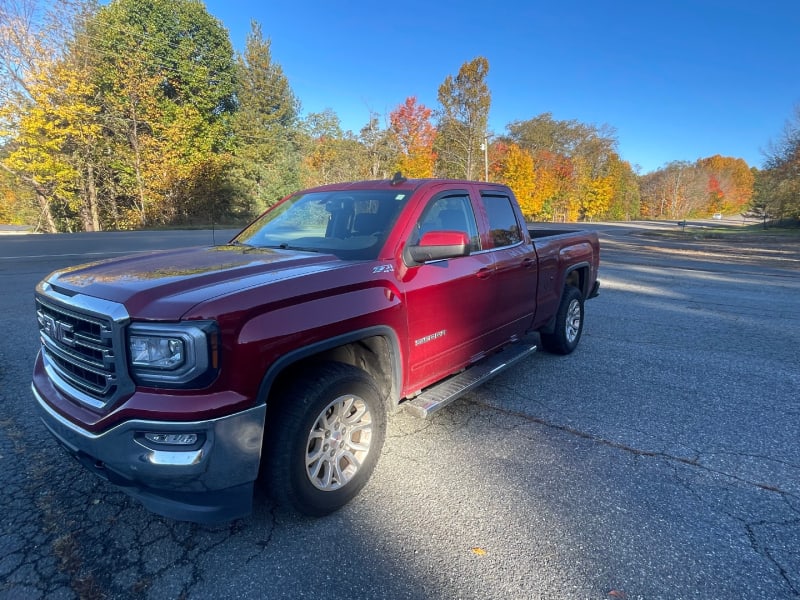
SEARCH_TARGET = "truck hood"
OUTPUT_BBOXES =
[44,245,341,319]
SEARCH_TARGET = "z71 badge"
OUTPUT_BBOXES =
[372,265,394,273]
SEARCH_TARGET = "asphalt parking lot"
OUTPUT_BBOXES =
[1,224,798,599]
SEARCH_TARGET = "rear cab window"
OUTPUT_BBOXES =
[481,194,523,248]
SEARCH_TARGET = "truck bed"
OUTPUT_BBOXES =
[528,227,582,238]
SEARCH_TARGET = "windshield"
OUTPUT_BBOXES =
[233,189,411,260]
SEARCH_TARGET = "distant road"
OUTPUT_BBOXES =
[0,228,240,260]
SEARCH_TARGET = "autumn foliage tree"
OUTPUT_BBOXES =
[359,113,398,180]
[1,58,100,231]
[639,156,753,219]
[697,155,754,213]
[0,159,36,225]
[750,105,800,223]
[576,160,614,221]
[0,0,99,231]
[300,109,368,186]
[707,175,724,212]
[435,57,491,180]
[495,143,537,216]
[605,155,641,221]
[638,161,702,218]
[389,97,436,178]
[499,113,637,221]
[494,143,572,220]
[87,0,237,227]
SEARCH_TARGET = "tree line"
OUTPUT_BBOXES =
[1,0,797,232]
[748,106,800,225]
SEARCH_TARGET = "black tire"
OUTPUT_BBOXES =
[263,362,386,516]
[539,286,584,355]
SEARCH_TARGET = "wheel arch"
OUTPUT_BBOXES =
[540,262,589,334]
[563,261,590,298]
[257,326,402,413]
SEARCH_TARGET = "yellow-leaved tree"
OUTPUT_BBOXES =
[0,0,101,231]
[87,0,237,228]
[499,143,536,216]
[578,171,614,221]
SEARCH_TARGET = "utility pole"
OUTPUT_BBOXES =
[482,134,489,181]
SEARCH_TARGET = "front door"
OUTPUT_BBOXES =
[400,190,495,392]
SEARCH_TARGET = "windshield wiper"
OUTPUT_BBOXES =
[237,243,319,253]
[276,244,320,252]
[231,241,322,253]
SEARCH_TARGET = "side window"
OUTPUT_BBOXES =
[412,194,481,252]
[483,195,522,248]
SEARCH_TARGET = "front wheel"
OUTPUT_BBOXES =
[263,362,386,516]
[539,286,584,355]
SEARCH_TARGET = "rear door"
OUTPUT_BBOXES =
[478,191,539,339]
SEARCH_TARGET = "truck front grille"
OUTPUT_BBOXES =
[35,291,132,409]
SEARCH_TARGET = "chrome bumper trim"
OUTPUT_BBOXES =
[32,383,266,501]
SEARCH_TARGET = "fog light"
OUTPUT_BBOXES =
[144,432,198,445]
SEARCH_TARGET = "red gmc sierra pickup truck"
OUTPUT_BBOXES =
[32,176,600,523]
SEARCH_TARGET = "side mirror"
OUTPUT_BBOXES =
[405,230,470,265]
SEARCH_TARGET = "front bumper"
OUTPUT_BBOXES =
[32,384,266,524]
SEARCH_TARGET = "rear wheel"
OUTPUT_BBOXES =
[264,362,386,516]
[539,286,584,355]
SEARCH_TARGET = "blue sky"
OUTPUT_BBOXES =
[204,0,799,173]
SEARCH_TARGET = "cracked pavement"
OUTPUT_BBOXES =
[1,225,798,599]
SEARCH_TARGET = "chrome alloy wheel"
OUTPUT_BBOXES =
[565,298,582,343]
[305,394,373,491]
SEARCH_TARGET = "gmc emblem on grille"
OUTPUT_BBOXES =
[39,314,76,347]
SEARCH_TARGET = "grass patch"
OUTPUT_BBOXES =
[688,228,799,241]
[639,224,800,243]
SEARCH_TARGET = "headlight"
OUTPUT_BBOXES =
[127,321,218,387]
[130,336,186,369]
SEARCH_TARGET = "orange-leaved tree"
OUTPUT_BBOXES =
[697,155,753,214]
[389,97,436,178]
